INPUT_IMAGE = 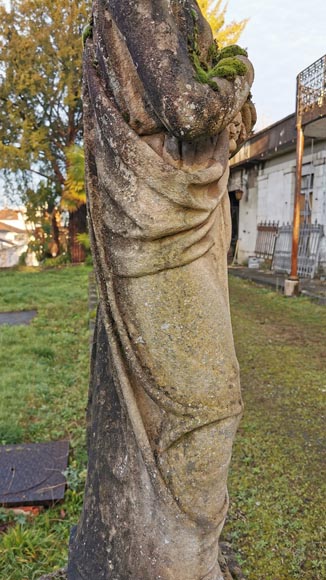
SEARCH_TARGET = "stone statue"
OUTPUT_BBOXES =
[68,1,255,579]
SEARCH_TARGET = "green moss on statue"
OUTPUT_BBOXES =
[218,45,248,61]
[211,57,248,80]
[82,16,93,47]
[188,7,248,90]
[191,51,248,88]
[191,53,219,90]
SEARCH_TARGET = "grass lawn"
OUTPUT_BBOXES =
[0,266,91,579]
[0,267,325,579]
[227,276,326,580]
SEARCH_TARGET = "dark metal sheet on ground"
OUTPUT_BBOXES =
[0,310,37,326]
[0,441,69,506]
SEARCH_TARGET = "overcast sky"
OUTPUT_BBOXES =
[226,0,326,129]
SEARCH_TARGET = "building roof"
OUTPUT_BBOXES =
[230,111,326,169]
[0,221,27,234]
[0,238,15,247]
[230,114,297,168]
[0,208,20,221]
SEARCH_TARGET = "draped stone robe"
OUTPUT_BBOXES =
[68,1,254,579]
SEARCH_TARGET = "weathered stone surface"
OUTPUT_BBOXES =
[40,546,246,580]
[220,543,246,580]
[39,569,67,580]
[68,1,255,578]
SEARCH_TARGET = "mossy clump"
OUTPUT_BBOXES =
[187,7,248,88]
[218,45,248,60]
[191,53,219,90]
[207,42,248,65]
[191,51,248,89]
[82,15,93,47]
[210,57,248,80]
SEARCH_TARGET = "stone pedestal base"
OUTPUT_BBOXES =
[220,542,246,580]
[284,278,300,297]
[39,545,246,580]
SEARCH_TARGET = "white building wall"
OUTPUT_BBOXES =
[231,142,326,265]
[0,211,27,232]
[237,172,258,264]
[0,244,29,268]
[0,208,39,267]
[312,157,326,225]
[256,159,296,225]
[0,230,29,268]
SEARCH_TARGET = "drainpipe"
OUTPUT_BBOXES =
[285,76,304,296]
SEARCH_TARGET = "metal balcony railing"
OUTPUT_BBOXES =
[297,54,326,123]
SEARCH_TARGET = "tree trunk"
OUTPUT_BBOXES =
[50,208,61,257]
[68,204,87,263]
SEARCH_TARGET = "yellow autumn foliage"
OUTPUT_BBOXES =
[62,145,86,212]
[197,0,248,48]
[0,0,89,194]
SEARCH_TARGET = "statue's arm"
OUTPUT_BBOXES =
[106,0,254,140]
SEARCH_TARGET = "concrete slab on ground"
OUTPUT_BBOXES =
[0,441,69,506]
[0,309,37,326]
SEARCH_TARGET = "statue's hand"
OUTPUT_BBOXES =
[105,0,255,140]
[209,56,255,125]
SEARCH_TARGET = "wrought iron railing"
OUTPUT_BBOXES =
[255,221,279,259]
[297,54,326,118]
[272,222,324,278]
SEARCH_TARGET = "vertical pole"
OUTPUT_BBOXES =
[285,76,304,296]
[290,120,304,279]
